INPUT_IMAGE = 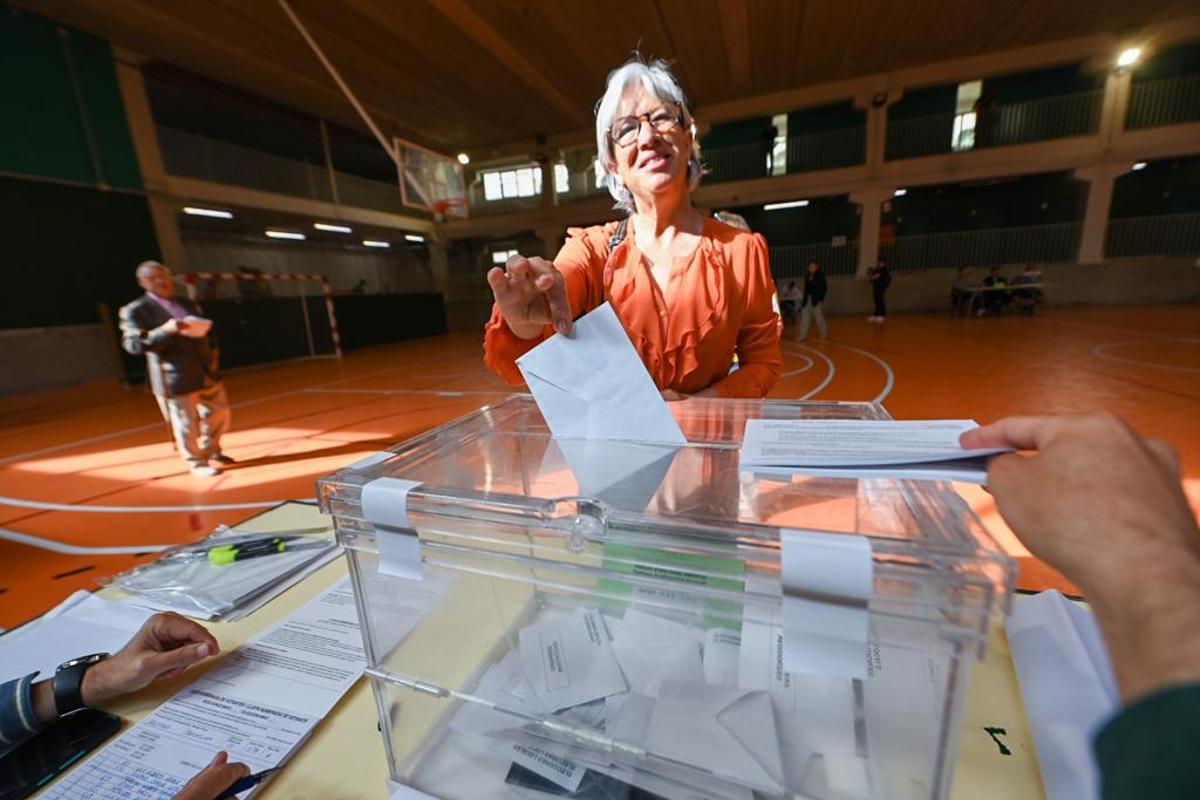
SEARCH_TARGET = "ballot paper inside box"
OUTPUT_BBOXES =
[317,395,1015,800]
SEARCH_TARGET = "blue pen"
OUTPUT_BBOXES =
[216,766,283,798]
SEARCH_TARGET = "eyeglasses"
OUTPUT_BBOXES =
[608,106,684,148]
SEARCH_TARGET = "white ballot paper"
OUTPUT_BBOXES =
[42,579,366,799]
[608,608,704,696]
[0,591,152,683]
[740,419,1011,481]
[516,303,686,446]
[645,679,785,794]
[518,608,627,711]
[1008,590,1119,800]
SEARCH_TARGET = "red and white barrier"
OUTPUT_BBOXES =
[182,271,343,358]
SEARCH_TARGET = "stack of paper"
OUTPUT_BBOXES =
[0,591,154,683]
[112,525,342,621]
[740,419,1013,483]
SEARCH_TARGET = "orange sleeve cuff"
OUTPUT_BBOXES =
[482,304,552,388]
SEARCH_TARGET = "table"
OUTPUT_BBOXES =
[957,283,1046,317]
[41,501,1047,799]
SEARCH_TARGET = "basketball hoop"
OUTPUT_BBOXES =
[431,198,469,222]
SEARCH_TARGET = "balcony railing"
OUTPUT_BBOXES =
[770,241,860,278]
[1105,213,1200,258]
[1126,75,1200,129]
[786,126,867,173]
[158,127,408,216]
[886,89,1104,160]
[880,222,1081,270]
[702,142,772,183]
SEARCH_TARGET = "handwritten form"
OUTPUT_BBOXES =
[42,579,366,799]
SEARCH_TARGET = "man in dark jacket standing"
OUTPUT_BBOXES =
[867,257,891,323]
[797,260,828,340]
[119,261,233,478]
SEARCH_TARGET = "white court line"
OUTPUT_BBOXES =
[823,340,897,405]
[0,527,174,554]
[304,388,506,398]
[1091,338,1200,373]
[0,495,293,513]
[784,344,836,400]
[780,353,814,377]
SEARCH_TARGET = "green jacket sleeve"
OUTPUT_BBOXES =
[1094,684,1200,800]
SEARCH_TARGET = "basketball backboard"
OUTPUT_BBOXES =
[394,137,467,220]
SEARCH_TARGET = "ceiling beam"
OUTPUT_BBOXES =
[427,0,589,128]
[717,0,752,94]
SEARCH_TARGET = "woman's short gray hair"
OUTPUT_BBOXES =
[594,57,703,214]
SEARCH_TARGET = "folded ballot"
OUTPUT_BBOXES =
[740,419,1013,483]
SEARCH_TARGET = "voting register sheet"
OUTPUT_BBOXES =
[41,579,366,799]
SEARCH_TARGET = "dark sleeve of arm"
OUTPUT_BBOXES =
[1094,684,1200,800]
[0,674,44,757]
[119,303,170,356]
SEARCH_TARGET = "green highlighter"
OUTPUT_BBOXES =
[207,538,325,566]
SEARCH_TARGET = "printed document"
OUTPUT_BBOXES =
[41,579,365,799]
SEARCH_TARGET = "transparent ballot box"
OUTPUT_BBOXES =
[317,396,1014,800]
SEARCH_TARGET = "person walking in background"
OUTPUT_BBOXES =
[119,261,234,478]
[867,257,891,322]
[797,260,828,340]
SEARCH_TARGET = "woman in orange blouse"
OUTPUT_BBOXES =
[483,57,781,399]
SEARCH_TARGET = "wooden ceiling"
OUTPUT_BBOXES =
[19,0,1197,154]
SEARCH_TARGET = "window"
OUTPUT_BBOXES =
[951,80,983,152]
[481,165,544,201]
[491,248,519,264]
[770,113,788,176]
[554,163,569,193]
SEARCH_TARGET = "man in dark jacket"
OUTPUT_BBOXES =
[867,257,891,322]
[797,260,828,340]
[119,261,233,478]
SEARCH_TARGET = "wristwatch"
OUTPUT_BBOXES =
[52,653,109,716]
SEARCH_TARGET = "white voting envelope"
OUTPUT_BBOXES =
[645,680,785,794]
[516,303,686,446]
[1008,590,1119,800]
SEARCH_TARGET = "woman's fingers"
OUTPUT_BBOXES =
[489,255,572,335]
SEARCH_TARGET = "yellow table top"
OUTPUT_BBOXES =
[58,501,1044,799]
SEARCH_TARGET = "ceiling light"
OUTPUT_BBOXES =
[893,189,907,197]
[314,222,352,233]
[1116,47,1141,68]
[762,200,809,211]
[363,239,390,248]
[265,230,305,240]
[183,206,233,219]
[1131,161,1147,171]
[404,234,426,242]
[456,153,470,165]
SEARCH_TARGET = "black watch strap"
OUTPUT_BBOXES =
[52,653,107,716]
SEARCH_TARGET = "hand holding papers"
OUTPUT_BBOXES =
[180,315,213,338]
[517,303,686,445]
[741,419,1013,483]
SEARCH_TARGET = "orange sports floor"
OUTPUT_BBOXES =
[2,305,1197,629]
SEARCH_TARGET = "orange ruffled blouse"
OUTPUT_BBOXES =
[483,217,781,398]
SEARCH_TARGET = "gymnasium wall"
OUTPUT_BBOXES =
[181,234,439,296]
[818,257,1200,316]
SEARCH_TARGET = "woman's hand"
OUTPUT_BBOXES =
[174,751,249,800]
[486,254,572,339]
[81,612,219,706]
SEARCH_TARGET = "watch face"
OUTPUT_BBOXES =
[60,653,109,670]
